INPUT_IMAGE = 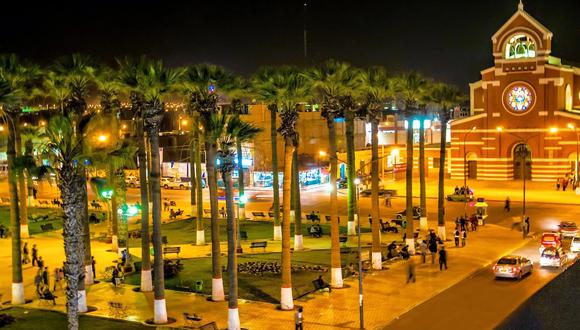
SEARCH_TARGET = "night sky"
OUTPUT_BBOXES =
[1,0,578,90]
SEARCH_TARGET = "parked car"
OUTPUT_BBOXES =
[539,247,568,268]
[558,221,578,238]
[337,179,348,189]
[125,176,140,188]
[160,177,191,190]
[539,232,562,253]
[446,191,474,202]
[570,235,580,253]
[492,255,533,279]
[395,206,421,220]
[360,188,397,197]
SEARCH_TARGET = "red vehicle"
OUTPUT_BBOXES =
[539,232,562,253]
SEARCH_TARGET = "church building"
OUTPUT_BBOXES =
[450,1,580,182]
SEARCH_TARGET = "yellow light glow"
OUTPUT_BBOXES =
[39,121,46,126]
[181,119,188,126]
[354,178,361,185]
[496,126,503,132]
[98,134,108,142]
[319,150,327,157]
[0,126,4,132]
[122,124,127,129]
[23,123,28,127]
[549,127,558,134]
[568,123,575,130]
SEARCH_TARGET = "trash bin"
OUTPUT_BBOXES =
[195,280,203,293]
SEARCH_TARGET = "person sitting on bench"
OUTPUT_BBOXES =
[309,224,322,238]
[40,284,56,305]
[387,241,398,259]
[313,275,331,292]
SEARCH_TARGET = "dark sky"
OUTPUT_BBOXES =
[1,0,578,91]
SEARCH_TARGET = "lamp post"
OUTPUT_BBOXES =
[463,126,476,214]
[354,177,364,330]
[568,123,579,188]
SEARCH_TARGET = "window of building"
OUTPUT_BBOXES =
[433,158,440,168]
[565,84,572,111]
[504,34,536,59]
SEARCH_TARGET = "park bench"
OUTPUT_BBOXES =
[40,223,55,232]
[380,220,399,233]
[339,236,348,245]
[163,246,181,258]
[251,211,268,220]
[162,235,168,245]
[90,200,103,210]
[240,231,248,241]
[169,209,184,219]
[199,321,218,330]
[0,197,10,205]
[203,209,211,215]
[108,301,127,318]
[391,219,404,227]
[128,230,141,239]
[325,215,340,223]
[29,215,49,223]
[250,241,267,251]
[36,291,56,306]
[37,199,51,207]
[183,312,203,328]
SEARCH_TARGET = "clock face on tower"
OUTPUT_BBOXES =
[502,82,536,115]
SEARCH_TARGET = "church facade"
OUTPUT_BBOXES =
[450,2,580,182]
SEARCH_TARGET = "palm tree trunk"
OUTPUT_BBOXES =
[60,166,86,330]
[7,115,24,305]
[149,128,167,324]
[270,108,281,240]
[292,149,303,250]
[138,120,153,291]
[328,120,343,286]
[370,119,382,269]
[15,130,29,239]
[80,170,93,288]
[236,138,244,253]
[223,169,240,329]
[195,130,205,245]
[280,138,294,310]
[437,117,448,240]
[419,119,427,231]
[345,111,357,236]
[206,140,224,301]
[405,119,415,254]
[109,165,119,252]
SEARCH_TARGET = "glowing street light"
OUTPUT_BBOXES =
[319,150,328,157]
[98,134,108,142]
[549,127,558,134]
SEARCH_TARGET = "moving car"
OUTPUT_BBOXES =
[160,177,191,190]
[125,176,140,188]
[395,206,421,220]
[571,235,580,253]
[446,191,475,202]
[539,247,568,268]
[558,221,579,238]
[539,232,562,253]
[492,255,533,279]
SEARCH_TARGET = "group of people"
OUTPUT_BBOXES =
[22,243,44,268]
[453,185,472,196]
[408,231,448,283]
[455,215,478,233]
[556,175,576,191]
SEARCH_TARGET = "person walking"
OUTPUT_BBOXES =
[504,197,511,212]
[556,178,561,191]
[53,268,62,292]
[385,193,392,208]
[406,258,416,283]
[420,240,427,264]
[37,256,44,270]
[91,256,96,281]
[31,244,38,267]
[295,306,304,330]
[525,217,531,235]
[42,266,49,286]
[0,223,5,238]
[562,179,568,191]
[34,270,42,293]
[439,245,448,271]
[461,229,467,247]
[428,238,437,264]
[22,243,30,264]
[454,227,460,247]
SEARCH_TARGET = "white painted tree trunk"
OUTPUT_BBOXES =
[20,224,29,239]
[347,220,356,236]
[11,282,24,305]
[212,277,225,301]
[140,269,153,292]
[239,207,245,221]
[228,308,241,330]
[372,252,382,270]
[196,230,205,245]
[280,287,294,310]
[273,225,282,241]
[419,216,428,231]
[154,298,168,324]
[78,290,87,313]
[438,225,447,241]
[406,238,416,255]
[331,267,343,288]
[84,265,94,285]
[293,234,304,250]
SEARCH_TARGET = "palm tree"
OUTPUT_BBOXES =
[116,57,153,291]
[395,72,428,254]
[358,67,394,269]
[217,113,260,330]
[418,108,428,232]
[427,83,464,240]
[292,147,303,250]
[139,60,183,323]
[308,60,358,285]
[344,101,359,236]
[254,66,308,310]
[183,64,237,301]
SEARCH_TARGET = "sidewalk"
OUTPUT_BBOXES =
[1,220,529,329]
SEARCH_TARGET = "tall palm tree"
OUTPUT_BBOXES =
[427,83,464,240]
[139,60,183,323]
[116,57,153,291]
[308,60,358,285]
[418,108,428,231]
[358,67,394,269]
[254,66,308,310]
[183,64,237,301]
[395,72,428,254]
[217,113,260,330]
[344,101,359,236]
[292,147,303,250]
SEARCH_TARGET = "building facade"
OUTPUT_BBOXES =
[450,2,580,182]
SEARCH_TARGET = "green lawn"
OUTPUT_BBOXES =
[0,307,148,329]
[125,249,360,304]
[0,206,65,235]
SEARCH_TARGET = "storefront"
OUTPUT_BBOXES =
[252,167,328,188]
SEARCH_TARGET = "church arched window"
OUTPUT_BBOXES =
[504,34,536,59]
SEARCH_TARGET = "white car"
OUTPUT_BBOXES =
[125,176,140,188]
[571,236,580,253]
[160,177,191,190]
[539,247,568,268]
[492,255,533,279]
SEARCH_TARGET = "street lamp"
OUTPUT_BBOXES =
[353,177,364,330]
[463,126,476,214]
[568,123,579,187]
